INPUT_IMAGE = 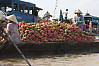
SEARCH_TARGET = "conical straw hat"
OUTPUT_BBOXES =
[6,15,18,24]
[75,9,82,14]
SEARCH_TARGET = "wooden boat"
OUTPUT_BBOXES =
[0,42,99,54]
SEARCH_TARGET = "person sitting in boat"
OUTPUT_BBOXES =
[74,9,85,31]
[0,10,7,43]
[43,11,52,22]
[0,10,6,27]
[6,15,21,44]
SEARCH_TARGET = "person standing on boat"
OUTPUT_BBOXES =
[6,15,21,44]
[74,9,85,31]
[63,9,68,22]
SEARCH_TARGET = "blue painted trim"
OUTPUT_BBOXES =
[32,6,34,23]
[12,2,14,11]
[18,2,20,12]
[0,6,1,10]
[8,11,34,23]
[28,7,30,14]
[19,1,35,7]
[92,17,93,22]
[22,5,25,13]
[0,0,35,8]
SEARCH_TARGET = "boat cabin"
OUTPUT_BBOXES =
[84,13,99,34]
[0,0,42,23]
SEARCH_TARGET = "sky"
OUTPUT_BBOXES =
[21,0,99,19]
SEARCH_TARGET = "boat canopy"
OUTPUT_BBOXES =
[0,0,19,6]
[84,15,99,25]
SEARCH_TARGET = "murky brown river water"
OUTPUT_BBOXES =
[0,53,99,66]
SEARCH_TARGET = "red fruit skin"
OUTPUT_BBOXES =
[56,28,60,31]
[47,33,50,35]
[22,28,25,31]
[40,30,43,33]
[47,38,50,42]
[40,36,43,38]
[51,33,53,35]
[64,33,67,36]
[20,33,23,37]
[60,32,64,34]
[50,39,53,42]
[47,28,50,30]
[59,26,63,29]
[36,38,39,41]
[71,35,74,37]
[32,35,35,38]
[78,39,81,42]
[37,29,40,32]
[36,34,39,37]
[41,26,44,29]
[41,33,45,36]
[21,25,24,28]
[31,30,35,34]
[30,37,34,39]
[28,34,31,36]
[45,34,47,37]
[26,27,29,30]
[29,26,32,29]
[44,28,47,32]
[51,30,54,33]
[67,35,70,38]
[72,39,75,42]
[25,30,29,33]
[48,30,51,33]
[71,25,75,27]
[75,33,78,36]
[49,34,52,37]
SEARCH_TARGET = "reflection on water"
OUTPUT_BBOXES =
[0,53,99,66]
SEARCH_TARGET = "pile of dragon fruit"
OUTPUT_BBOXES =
[18,21,94,42]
